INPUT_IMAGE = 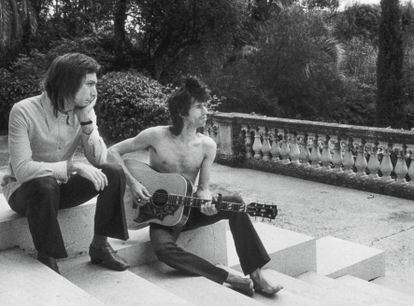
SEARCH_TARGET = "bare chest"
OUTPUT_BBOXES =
[149,140,204,179]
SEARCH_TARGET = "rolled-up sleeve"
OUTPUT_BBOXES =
[9,105,68,183]
[81,111,107,166]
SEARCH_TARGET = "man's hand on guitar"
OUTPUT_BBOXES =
[131,179,151,206]
[197,189,217,216]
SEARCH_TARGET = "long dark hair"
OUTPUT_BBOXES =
[168,76,210,135]
[44,53,100,116]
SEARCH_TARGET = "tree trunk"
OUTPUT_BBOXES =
[376,0,405,128]
[114,0,127,66]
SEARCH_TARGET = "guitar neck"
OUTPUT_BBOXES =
[167,194,247,213]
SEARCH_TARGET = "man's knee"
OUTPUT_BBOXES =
[24,176,59,199]
[153,241,178,263]
[100,163,125,184]
[23,176,60,213]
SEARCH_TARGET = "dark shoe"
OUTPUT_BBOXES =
[37,253,60,274]
[89,243,130,271]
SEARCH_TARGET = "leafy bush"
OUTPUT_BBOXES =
[46,34,115,72]
[326,78,376,126]
[96,71,172,142]
[334,4,381,45]
[340,37,377,85]
[0,50,46,131]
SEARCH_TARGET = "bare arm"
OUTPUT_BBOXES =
[195,137,217,215]
[107,127,157,202]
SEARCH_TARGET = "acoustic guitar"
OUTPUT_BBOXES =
[123,158,278,230]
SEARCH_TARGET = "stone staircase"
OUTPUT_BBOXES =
[1,194,414,305]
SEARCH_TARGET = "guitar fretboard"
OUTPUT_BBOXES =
[167,194,247,213]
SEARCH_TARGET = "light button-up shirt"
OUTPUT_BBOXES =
[1,93,107,201]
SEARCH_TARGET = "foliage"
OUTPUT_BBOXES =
[252,4,343,119]
[334,4,381,45]
[401,2,414,128]
[132,0,245,81]
[45,33,115,72]
[326,78,376,126]
[339,37,377,85]
[96,71,172,142]
[0,50,46,131]
[305,0,339,11]
[377,0,404,128]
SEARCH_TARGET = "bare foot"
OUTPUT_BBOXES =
[226,272,254,297]
[250,268,283,296]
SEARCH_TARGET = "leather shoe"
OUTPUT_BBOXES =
[37,253,60,274]
[89,243,130,271]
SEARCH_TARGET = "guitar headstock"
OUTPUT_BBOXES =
[246,202,278,220]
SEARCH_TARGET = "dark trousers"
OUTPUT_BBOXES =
[8,163,129,259]
[150,195,270,284]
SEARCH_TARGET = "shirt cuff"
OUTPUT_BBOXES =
[50,160,69,181]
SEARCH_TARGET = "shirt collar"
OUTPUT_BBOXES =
[40,92,76,128]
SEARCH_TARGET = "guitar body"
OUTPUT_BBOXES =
[123,158,193,230]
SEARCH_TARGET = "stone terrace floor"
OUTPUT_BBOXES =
[1,137,414,286]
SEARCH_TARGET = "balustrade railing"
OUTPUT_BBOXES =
[206,112,414,200]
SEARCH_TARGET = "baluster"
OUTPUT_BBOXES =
[252,126,263,159]
[270,129,280,162]
[407,145,414,186]
[297,134,310,166]
[331,136,342,172]
[241,124,252,159]
[366,142,380,179]
[320,135,332,169]
[288,132,300,164]
[379,142,393,182]
[354,138,368,177]
[342,138,355,175]
[261,127,271,161]
[309,133,321,167]
[394,144,408,184]
[279,130,290,164]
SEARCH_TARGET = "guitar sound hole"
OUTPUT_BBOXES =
[152,189,169,207]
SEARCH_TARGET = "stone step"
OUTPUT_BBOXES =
[298,271,396,306]
[0,248,103,306]
[0,193,96,257]
[110,220,228,268]
[59,255,190,306]
[337,275,414,306]
[257,268,381,306]
[371,275,414,298]
[221,266,321,306]
[130,261,263,306]
[316,236,385,280]
[227,222,316,276]
[0,190,227,265]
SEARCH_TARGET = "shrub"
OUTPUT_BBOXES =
[340,37,377,85]
[96,71,172,142]
[0,50,46,131]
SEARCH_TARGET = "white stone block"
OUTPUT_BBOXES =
[316,236,385,281]
[227,222,316,276]
[0,248,103,306]
[110,220,228,267]
[0,194,95,257]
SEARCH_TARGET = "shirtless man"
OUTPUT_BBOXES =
[108,76,282,296]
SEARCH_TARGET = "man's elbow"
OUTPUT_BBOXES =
[107,147,120,163]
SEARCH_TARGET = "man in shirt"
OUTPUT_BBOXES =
[1,53,129,273]
[108,76,282,296]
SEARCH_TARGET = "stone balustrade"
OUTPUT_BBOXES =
[205,112,414,200]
